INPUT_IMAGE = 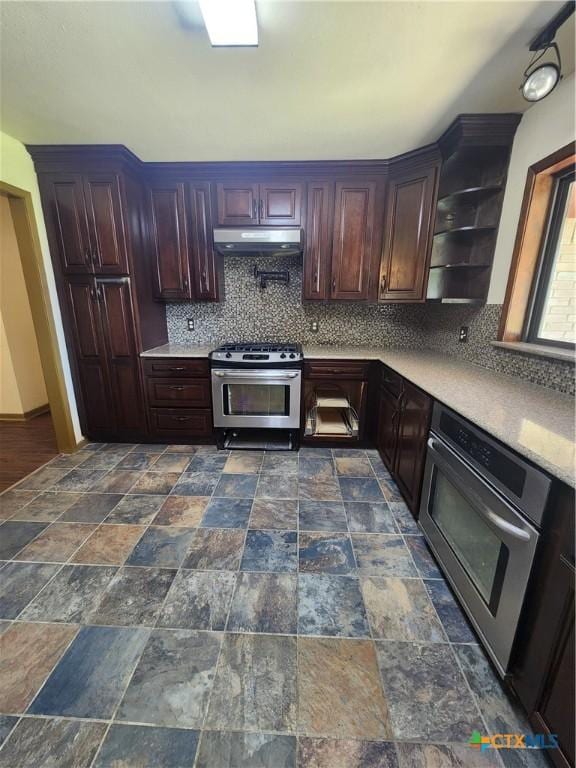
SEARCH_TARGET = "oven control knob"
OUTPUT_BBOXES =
[225,352,232,358]
[289,353,295,359]
[280,353,286,359]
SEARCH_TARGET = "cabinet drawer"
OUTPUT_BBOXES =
[380,365,403,399]
[149,408,212,436]
[142,358,209,378]
[147,378,211,408]
[304,360,370,380]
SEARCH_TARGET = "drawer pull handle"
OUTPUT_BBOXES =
[174,416,192,422]
[169,367,186,371]
[169,386,185,391]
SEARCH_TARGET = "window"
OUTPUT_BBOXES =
[499,143,576,354]
[526,172,575,348]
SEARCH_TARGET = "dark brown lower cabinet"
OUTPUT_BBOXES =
[376,364,432,515]
[376,384,399,471]
[301,360,370,445]
[64,276,146,439]
[149,408,212,438]
[512,483,575,768]
[143,358,213,441]
[395,380,432,512]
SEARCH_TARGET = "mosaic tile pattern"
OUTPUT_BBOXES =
[0,443,550,766]
[166,254,573,394]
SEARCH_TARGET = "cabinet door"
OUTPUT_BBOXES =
[512,484,575,768]
[40,175,92,274]
[331,181,377,300]
[377,385,399,473]
[188,182,219,301]
[379,163,438,301]
[303,182,332,300]
[259,183,303,226]
[149,183,191,300]
[216,183,259,226]
[83,174,129,274]
[98,278,146,436]
[535,573,574,768]
[394,381,432,515]
[64,276,115,434]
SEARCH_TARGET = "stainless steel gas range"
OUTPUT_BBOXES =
[210,343,303,450]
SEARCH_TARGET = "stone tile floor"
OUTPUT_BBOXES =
[0,443,549,767]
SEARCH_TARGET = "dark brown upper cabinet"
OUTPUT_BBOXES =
[149,182,191,300]
[216,182,302,227]
[40,172,129,275]
[330,180,377,300]
[379,159,439,302]
[83,173,129,274]
[188,182,220,301]
[216,183,259,226]
[148,181,221,302]
[303,182,333,300]
[40,174,93,274]
[259,183,303,226]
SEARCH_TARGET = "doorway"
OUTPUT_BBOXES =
[0,181,78,489]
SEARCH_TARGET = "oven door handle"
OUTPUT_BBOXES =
[427,437,531,543]
[212,370,300,379]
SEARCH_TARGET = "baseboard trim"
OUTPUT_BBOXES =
[0,404,50,422]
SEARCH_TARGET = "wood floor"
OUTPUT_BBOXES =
[0,413,59,491]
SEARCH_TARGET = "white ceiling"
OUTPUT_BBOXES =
[0,0,574,161]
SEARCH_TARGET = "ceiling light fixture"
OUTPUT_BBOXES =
[520,1,574,102]
[199,0,258,47]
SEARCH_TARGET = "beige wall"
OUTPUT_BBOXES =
[0,195,48,414]
[489,73,576,304]
[0,130,81,437]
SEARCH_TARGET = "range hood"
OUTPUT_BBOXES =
[213,228,302,256]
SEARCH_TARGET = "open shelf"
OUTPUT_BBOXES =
[302,380,366,443]
[426,115,519,304]
[434,225,497,237]
[429,263,491,270]
[437,185,502,205]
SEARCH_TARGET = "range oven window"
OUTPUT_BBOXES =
[430,469,508,613]
[223,383,290,417]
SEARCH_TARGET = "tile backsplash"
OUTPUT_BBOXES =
[167,255,574,395]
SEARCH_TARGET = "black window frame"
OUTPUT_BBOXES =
[525,168,576,350]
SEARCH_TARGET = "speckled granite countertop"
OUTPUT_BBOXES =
[141,343,575,487]
[141,343,214,358]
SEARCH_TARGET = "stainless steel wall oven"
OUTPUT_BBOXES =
[419,403,551,675]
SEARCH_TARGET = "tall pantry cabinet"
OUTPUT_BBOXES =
[31,146,167,440]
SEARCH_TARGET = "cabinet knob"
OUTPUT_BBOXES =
[380,275,387,294]
[332,277,336,293]
[313,269,318,285]
[259,199,264,219]
[183,277,189,291]
[201,270,207,286]
[252,199,257,219]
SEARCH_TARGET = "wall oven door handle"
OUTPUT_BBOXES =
[484,510,531,542]
[426,437,532,543]
[212,370,300,380]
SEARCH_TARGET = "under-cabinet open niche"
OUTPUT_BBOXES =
[304,380,366,440]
